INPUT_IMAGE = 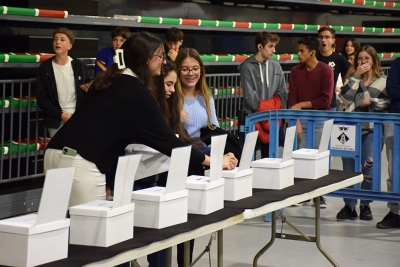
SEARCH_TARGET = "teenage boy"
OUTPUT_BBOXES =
[317,27,350,111]
[94,27,131,75]
[378,57,400,229]
[239,31,288,158]
[36,27,89,137]
[164,27,185,62]
[289,36,333,208]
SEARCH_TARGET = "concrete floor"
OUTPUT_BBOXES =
[136,153,400,267]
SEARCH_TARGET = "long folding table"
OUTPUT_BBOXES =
[223,169,363,267]
[28,170,362,267]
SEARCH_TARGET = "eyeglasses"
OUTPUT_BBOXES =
[318,35,332,40]
[153,54,166,61]
[180,66,201,75]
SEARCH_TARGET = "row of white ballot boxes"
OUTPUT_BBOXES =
[251,119,334,189]
[0,120,334,266]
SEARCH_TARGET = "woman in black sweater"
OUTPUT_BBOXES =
[44,32,237,207]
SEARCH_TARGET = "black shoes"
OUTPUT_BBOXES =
[376,212,400,229]
[336,205,358,220]
[337,205,373,220]
[359,206,373,220]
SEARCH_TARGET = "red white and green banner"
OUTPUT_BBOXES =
[0,53,399,63]
[0,6,68,18]
[318,0,400,8]
[0,52,54,63]
[135,16,400,34]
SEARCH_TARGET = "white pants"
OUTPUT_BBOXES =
[44,148,106,208]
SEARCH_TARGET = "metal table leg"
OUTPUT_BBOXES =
[184,240,191,267]
[253,211,276,267]
[218,230,223,267]
[131,259,141,267]
[166,247,172,267]
[314,197,339,267]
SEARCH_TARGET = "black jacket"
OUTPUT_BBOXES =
[36,57,89,128]
[47,74,206,187]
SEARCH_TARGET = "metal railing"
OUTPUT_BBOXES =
[0,66,392,184]
[244,110,400,203]
[206,71,291,136]
[1,78,47,183]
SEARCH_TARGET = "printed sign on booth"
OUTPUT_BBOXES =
[330,124,356,151]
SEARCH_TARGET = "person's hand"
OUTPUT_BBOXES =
[61,112,71,122]
[168,49,178,62]
[335,86,341,92]
[181,110,189,123]
[358,99,371,108]
[106,186,112,200]
[222,152,238,170]
[356,63,371,76]
[291,103,302,110]
[80,81,92,92]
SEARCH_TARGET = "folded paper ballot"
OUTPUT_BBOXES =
[238,131,258,171]
[318,119,334,153]
[281,125,296,162]
[112,154,142,208]
[209,134,227,182]
[125,144,170,180]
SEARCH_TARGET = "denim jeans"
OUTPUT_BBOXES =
[298,120,324,149]
[342,131,381,209]
[384,123,400,215]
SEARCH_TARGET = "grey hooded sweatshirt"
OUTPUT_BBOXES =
[238,55,288,114]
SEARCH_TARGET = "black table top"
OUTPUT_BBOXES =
[9,169,360,267]
[224,169,361,210]
[38,207,244,267]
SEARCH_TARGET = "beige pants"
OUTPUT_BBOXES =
[44,148,106,208]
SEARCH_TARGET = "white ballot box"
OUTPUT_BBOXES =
[251,126,296,190]
[69,200,135,247]
[132,146,191,229]
[292,119,334,179]
[252,158,294,189]
[0,167,75,267]
[187,135,227,214]
[186,176,225,214]
[205,131,258,201]
[69,155,140,247]
[291,149,330,179]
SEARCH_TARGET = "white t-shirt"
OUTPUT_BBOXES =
[52,56,76,115]
[336,75,343,103]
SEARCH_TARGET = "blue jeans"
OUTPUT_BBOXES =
[299,120,324,149]
[342,131,380,209]
[384,123,400,215]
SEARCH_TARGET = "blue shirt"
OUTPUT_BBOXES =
[183,95,219,138]
[95,47,115,75]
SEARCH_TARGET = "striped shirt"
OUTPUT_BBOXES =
[183,95,219,138]
[339,72,390,131]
